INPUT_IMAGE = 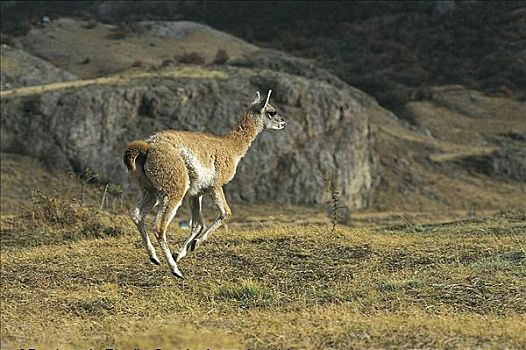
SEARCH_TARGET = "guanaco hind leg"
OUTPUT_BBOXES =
[154,195,185,278]
[131,190,160,265]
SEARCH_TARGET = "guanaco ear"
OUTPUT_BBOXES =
[251,91,261,105]
[262,90,272,110]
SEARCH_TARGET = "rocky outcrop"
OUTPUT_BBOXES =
[459,146,526,182]
[1,63,379,209]
[232,49,347,90]
[0,44,77,90]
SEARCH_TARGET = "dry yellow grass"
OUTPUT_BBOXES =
[1,153,525,349]
[1,157,525,349]
[1,210,525,349]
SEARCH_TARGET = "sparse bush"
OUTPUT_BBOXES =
[106,183,124,211]
[25,190,84,227]
[0,32,16,46]
[131,60,143,68]
[82,19,98,29]
[323,174,349,231]
[0,189,131,248]
[178,51,206,65]
[69,167,99,203]
[161,58,174,67]
[213,49,230,65]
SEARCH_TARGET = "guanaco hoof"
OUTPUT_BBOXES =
[172,270,184,279]
[150,257,160,265]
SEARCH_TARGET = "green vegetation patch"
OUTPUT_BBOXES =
[214,279,278,308]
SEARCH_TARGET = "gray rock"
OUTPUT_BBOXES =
[140,20,217,39]
[0,45,78,90]
[1,64,378,209]
[459,146,526,182]
[232,49,347,90]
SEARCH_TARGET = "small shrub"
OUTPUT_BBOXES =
[213,49,230,65]
[82,19,98,29]
[161,58,174,67]
[0,32,16,46]
[323,174,348,231]
[178,52,206,65]
[131,60,144,68]
[107,183,124,211]
[69,167,99,203]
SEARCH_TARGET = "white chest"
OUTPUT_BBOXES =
[180,148,216,195]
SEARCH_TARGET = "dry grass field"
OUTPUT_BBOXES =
[1,153,525,349]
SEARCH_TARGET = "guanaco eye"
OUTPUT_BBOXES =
[267,111,277,118]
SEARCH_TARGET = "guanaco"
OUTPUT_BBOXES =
[123,90,286,278]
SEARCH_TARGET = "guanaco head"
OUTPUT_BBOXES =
[250,90,286,130]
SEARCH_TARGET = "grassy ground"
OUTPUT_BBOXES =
[1,207,525,349]
[1,155,525,349]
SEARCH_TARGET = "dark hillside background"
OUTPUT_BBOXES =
[2,0,525,111]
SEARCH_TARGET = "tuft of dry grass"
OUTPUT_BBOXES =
[0,191,133,249]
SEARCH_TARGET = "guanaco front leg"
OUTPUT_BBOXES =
[190,187,231,251]
[174,195,204,262]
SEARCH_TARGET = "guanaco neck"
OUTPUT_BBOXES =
[224,112,263,159]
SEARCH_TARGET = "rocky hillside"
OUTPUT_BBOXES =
[1,16,524,213]
[13,18,258,79]
[370,85,526,211]
[3,1,523,106]
[1,26,380,210]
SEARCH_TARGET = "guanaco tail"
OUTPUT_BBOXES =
[123,90,286,278]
